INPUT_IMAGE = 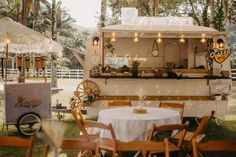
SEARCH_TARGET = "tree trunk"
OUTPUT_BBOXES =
[223,0,229,24]
[152,0,158,16]
[21,0,31,82]
[51,0,58,88]
[189,0,201,26]
[100,0,107,28]
[210,0,214,28]
[21,0,31,25]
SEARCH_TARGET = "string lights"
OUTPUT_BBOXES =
[179,33,185,43]
[133,32,139,42]
[157,33,162,43]
[200,33,206,43]
[110,32,116,42]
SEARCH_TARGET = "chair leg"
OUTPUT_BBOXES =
[117,151,122,157]
[112,151,116,157]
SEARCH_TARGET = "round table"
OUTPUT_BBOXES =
[97,107,181,142]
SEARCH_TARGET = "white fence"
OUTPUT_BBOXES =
[1,68,84,79]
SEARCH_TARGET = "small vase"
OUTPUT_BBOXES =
[132,71,138,77]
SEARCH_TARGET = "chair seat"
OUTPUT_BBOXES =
[172,131,205,142]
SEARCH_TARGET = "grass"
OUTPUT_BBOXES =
[0,79,236,156]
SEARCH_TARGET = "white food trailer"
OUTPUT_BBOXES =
[82,8,231,118]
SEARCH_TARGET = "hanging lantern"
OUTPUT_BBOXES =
[93,36,99,46]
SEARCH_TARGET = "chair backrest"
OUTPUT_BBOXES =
[44,138,100,157]
[71,109,88,136]
[116,140,179,157]
[108,100,131,108]
[0,136,34,157]
[192,139,236,157]
[148,121,189,147]
[72,109,117,155]
[192,110,215,140]
[159,102,185,120]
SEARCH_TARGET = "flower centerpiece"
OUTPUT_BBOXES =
[37,121,66,157]
[133,88,147,114]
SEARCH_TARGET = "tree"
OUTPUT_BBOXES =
[229,0,236,24]
[100,0,107,28]
[51,0,57,88]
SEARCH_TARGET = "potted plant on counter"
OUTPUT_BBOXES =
[131,60,140,77]
[111,67,117,76]
[122,65,130,76]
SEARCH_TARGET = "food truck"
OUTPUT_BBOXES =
[80,8,231,118]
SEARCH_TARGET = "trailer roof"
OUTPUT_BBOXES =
[101,24,222,38]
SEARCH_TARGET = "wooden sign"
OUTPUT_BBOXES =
[16,56,23,68]
[209,48,231,64]
[24,56,30,69]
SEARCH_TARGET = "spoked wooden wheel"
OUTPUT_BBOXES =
[74,80,100,103]
[17,113,41,136]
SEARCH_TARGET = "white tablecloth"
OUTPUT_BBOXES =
[97,107,181,142]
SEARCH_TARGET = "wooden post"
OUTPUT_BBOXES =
[1,58,3,78]
[102,32,105,66]
[210,0,214,28]
[4,43,8,83]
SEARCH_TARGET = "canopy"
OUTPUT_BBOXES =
[0,17,62,54]
[101,24,221,38]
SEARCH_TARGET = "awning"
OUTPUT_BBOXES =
[101,24,223,38]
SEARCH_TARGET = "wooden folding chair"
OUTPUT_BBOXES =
[0,135,34,157]
[71,109,99,140]
[43,138,100,157]
[108,100,131,108]
[159,102,185,121]
[147,121,189,156]
[82,120,117,157]
[172,111,215,143]
[72,109,117,157]
[192,138,236,157]
[116,140,177,157]
[148,121,189,148]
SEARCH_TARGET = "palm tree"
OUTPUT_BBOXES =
[210,0,214,28]
[151,0,158,16]
[51,0,57,88]
[100,0,107,28]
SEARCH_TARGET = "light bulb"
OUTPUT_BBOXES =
[111,32,115,37]
[93,40,98,46]
[6,38,10,44]
[133,37,139,42]
[157,37,162,43]
[200,38,206,43]
[157,33,161,37]
[179,38,185,43]
[111,37,116,42]
[219,42,224,48]
[134,32,138,37]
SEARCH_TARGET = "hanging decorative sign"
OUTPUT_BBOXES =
[209,48,231,64]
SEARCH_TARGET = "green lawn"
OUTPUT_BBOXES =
[0,79,236,157]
